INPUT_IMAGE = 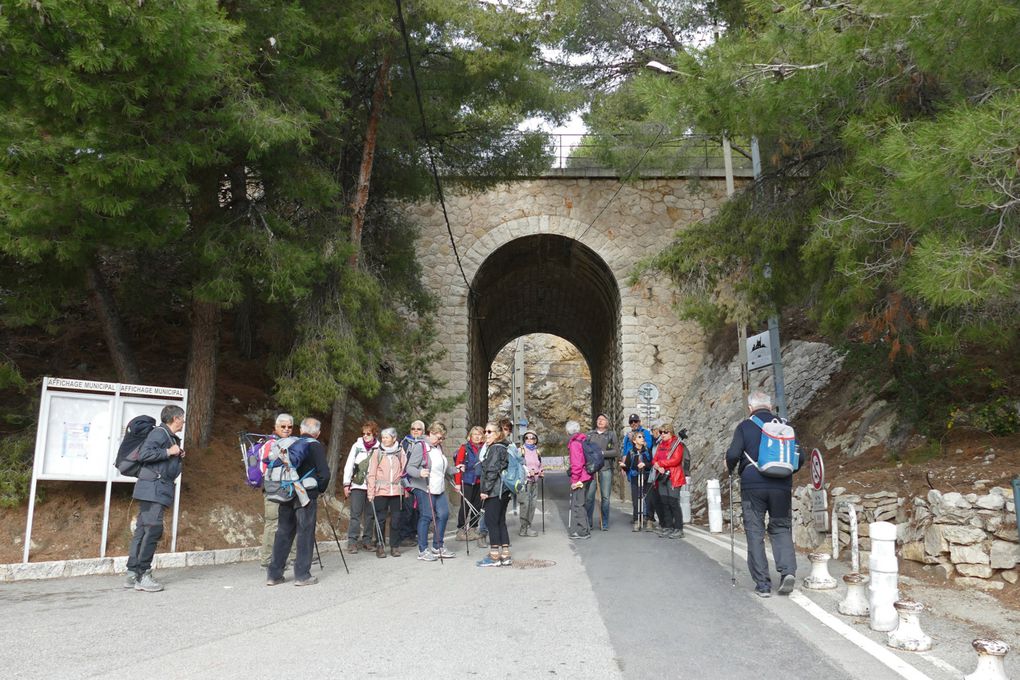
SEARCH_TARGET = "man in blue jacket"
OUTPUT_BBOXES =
[125,405,185,593]
[726,391,800,598]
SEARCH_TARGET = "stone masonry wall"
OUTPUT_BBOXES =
[406,177,731,435]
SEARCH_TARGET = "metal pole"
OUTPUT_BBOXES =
[540,477,545,533]
[729,474,736,587]
[320,497,349,574]
[722,136,735,197]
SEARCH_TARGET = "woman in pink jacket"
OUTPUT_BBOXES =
[566,420,592,539]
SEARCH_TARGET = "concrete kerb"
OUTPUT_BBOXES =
[0,541,341,584]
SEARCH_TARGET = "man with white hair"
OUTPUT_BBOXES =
[261,413,296,568]
[266,417,331,586]
[726,391,801,598]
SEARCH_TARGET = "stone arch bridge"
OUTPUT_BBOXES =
[405,169,747,436]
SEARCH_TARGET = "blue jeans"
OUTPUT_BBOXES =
[585,466,614,528]
[413,488,450,552]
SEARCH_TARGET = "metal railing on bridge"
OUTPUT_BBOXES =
[545,133,754,177]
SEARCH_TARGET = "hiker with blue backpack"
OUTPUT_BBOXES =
[367,427,408,558]
[406,421,456,562]
[342,420,380,554]
[259,413,296,568]
[566,420,592,540]
[476,422,515,567]
[266,417,331,587]
[725,391,802,598]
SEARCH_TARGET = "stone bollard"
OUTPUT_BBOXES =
[706,479,723,533]
[803,552,837,590]
[886,601,932,652]
[869,521,900,632]
[838,573,869,616]
[965,639,1010,680]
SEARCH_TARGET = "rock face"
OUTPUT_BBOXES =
[486,334,590,450]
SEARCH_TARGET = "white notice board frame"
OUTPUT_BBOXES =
[23,377,188,563]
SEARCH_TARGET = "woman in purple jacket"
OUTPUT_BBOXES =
[566,420,592,539]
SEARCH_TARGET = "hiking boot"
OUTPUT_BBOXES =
[123,571,139,589]
[376,545,386,559]
[519,524,538,537]
[266,577,286,586]
[361,540,375,551]
[456,528,468,541]
[399,538,417,548]
[476,554,502,568]
[432,546,456,559]
[778,574,796,596]
[418,549,438,562]
[657,527,670,538]
[346,541,359,554]
[466,528,482,541]
[390,547,401,557]
[669,529,685,539]
[295,576,319,587]
[134,572,163,593]
[476,534,489,548]
[632,521,641,532]
[755,583,772,598]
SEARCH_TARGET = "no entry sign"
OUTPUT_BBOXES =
[810,448,825,490]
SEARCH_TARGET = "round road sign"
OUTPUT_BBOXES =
[810,448,824,490]
[637,382,659,403]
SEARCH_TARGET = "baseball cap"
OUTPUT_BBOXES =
[628,413,641,423]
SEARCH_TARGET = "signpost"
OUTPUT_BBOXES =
[636,382,660,422]
[746,331,772,372]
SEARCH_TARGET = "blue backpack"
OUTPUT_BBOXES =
[500,444,527,495]
[746,416,799,478]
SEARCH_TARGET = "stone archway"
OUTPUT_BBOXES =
[467,234,621,428]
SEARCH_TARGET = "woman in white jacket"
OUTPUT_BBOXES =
[343,420,379,553]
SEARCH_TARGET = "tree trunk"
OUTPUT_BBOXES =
[184,298,221,450]
[326,389,349,491]
[233,288,256,359]
[348,55,391,266]
[85,261,141,384]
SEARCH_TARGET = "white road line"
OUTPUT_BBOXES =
[919,652,964,677]
[684,526,937,680]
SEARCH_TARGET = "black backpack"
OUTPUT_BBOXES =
[581,437,605,475]
[115,415,156,477]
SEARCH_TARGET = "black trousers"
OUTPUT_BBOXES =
[397,493,418,540]
[483,492,511,547]
[127,500,165,575]
[659,486,684,530]
[457,482,481,529]
[646,483,663,523]
[373,495,402,548]
[268,498,317,581]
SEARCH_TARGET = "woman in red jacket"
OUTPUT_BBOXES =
[652,422,686,539]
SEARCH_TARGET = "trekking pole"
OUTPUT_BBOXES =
[370,496,386,550]
[313,539,324,571]
[319,496,350,575]
[729,473,736,587]
[540,477,545,534]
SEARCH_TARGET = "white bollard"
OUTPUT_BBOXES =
[706,479,723,533]
[965,639,1010,680]
[887,601,932,652]
[868,521,900,632]
[838,573,870,616]
[680,485,691,525]
[803,552,837,590]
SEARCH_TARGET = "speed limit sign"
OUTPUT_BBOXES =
[810,448,825,490]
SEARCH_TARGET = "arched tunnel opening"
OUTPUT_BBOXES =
[467,234,622,434]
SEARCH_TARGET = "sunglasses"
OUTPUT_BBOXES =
[484,429,496,434]
[525,436,537,441]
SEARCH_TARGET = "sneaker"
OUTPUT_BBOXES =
[455,528,468,541]
[467,528,482,541]
[601,525,609,531]
[657,528,670,538]
[432,546,456,559]
[418,549,438,562]
[266,577,286,586]
[123,571,138,589]
[376,546,386,559]
[569,532,592,540]
[295,576,319,587]
[134,572,164,593]
[520,526,538,537]
[500,553,513,566]
[755,583,772,598]
[476,554,502,568]
[361,541,375,551]
[778,574,796,595]
[346,541,359,554]
[632,521,641,532]
[669,529,685,539]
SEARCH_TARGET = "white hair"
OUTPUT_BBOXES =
[748,391,772,411]
[275,413,294,426]
[565,420,581,435]
[300,417,321,436]
[381,427,398,440]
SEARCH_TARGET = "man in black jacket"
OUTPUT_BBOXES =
[126,405,185,593]
[267,417,331,586]
[725,391,800,598]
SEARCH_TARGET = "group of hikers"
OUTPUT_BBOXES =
[122,389,800,599]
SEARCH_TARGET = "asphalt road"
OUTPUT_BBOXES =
[0,472,996,680]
